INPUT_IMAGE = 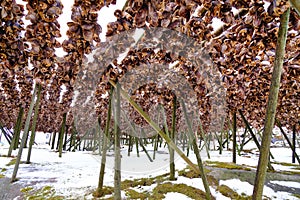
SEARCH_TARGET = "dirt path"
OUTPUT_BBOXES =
[0,177,24,200]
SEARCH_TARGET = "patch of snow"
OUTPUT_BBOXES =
[163,192,193,200]
[219,179,253,196]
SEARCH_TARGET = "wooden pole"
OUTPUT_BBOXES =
[11,84,37,182]
[8,106,24,156]
[26,84,42,163]
[239,110,275,160]
[232,112,237,163]
[252,8,290,200]
[97,87,113,194]
[276,120,300,164]
[170,96,176,180]
[182,100,212,200]
[198,119,211,159]
[58,113,67,157]
[109,80,201,174]
[239,127,248,152]
[0,123,12,145]
[135,136,140,157]
[290,0,300,16]
[292,125,296,163]
[63,125,68,151]
[114,83,121,200]
[127,134,132,156]
[71,122,76,152]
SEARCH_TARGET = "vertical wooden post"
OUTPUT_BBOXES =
[51,132,56,150]
[11,84,37,182]
[70,122,76,152]
[170,96,176,180]
[135,136,140,157]
[226,129,229,150]
[253,8,290,200]
[8,106,24,156]
[114,83,121,200]
[153,134,158,160]
[63,125,68,151]
[58,113,67,157]
[97,87,113,194]
[292,125,296,163]
[219,131,223,155]
[56,132,60,150]
[127,134,132,156]
[233,112,237,163]
[26,84,42,163]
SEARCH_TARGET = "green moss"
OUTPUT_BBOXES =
[292,193,300,198]
[205,161,251,171]
[1,168,7,172]
[125,189,149,199]
[151,182,212,200]
[0,174,5,179]
[21,186,64,200]
[121,173,169,189]
[121,178,154,189]
[271,161,299,167]
[292,166,300,170]
[93,186,114,197]
[218,184,238,198]
[6,158,17,166]
[280,170,300,176]
[20,187,34,193]
[207,175,219,187]
[217,184,251,200]
[178,166,211,179]
[178,168,200,178]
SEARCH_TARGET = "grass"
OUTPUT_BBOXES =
[125,189,149,199]
[279,170,300,176]
[6,158,17,166]
[93,160,255,199]
[0,174,5,178]
[151,182,211,200]
[292,193,300,198]
[178,164,211,179]
[1,168,7,172]
[217,184,251,200]
[93,186,114,198]
[121,173,169,190]
[205,160,252,171]
[20,186,64,200]
[271,161,300,167]
[94,173,170,198]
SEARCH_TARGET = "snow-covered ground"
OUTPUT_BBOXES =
[0,132,299,199]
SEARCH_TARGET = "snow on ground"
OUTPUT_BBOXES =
[163,192,193,200]
[220,179,300,200]
[0,132,300,199]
